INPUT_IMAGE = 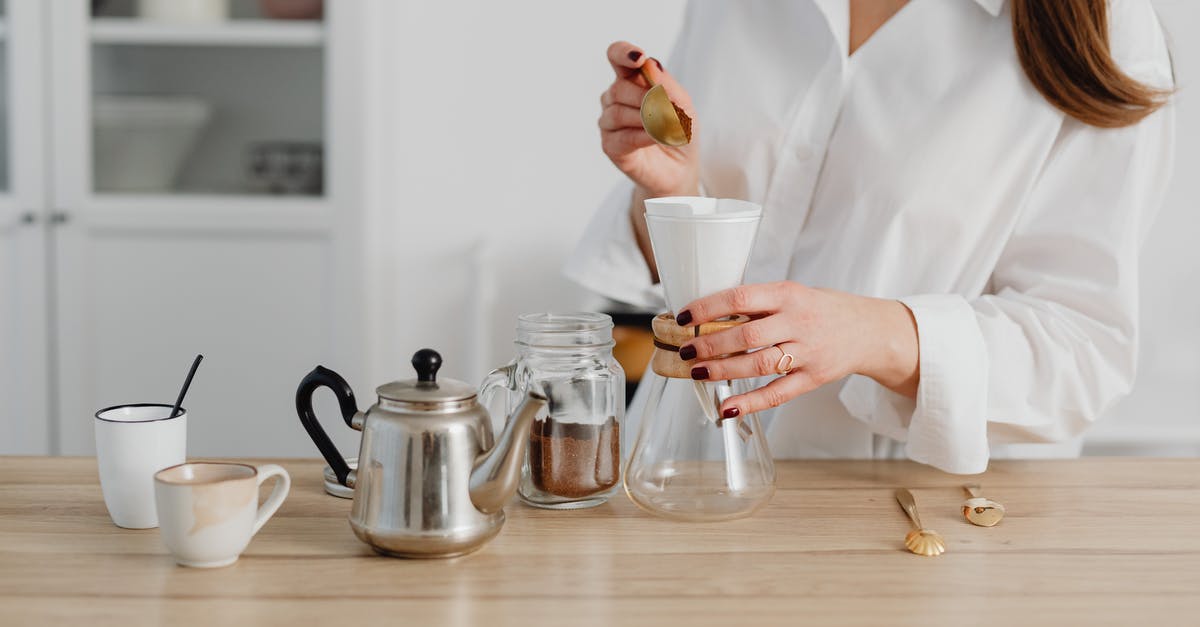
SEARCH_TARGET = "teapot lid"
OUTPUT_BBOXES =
[376,349,478,404]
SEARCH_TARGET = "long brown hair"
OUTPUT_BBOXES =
[1011,0,1171,128]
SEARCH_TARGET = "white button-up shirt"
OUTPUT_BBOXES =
[565,0,1175,473]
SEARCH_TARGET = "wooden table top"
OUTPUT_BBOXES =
[2,456,1198,626]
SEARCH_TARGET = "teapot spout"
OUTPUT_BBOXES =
[469,390,547,514]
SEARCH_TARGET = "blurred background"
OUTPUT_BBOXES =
[0,0,1195,459]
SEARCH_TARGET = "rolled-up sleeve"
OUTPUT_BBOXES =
[841,59,1175,474]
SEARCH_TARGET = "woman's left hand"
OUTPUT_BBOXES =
[674,281,921,419]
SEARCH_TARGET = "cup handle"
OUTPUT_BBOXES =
[251,463,291,536]
[479,363,516,418]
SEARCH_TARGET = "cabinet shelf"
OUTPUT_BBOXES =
[82,193,331,232]
[90,18,323,47]
[87,192,327,212]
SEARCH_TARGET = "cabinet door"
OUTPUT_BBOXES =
[0,0,50,454]
[49,0,365,457]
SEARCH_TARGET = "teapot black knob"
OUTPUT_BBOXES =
[412,348,442,383]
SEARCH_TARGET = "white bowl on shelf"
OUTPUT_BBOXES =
[137,0,230,23]
[93,95,212,192]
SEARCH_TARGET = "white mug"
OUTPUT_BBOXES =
[95,403,187,529]
[154,462,291,568]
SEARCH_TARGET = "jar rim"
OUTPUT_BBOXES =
[516,312,613,333]
[515,312,615,350]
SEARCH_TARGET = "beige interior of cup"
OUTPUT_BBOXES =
[155,462,255,485]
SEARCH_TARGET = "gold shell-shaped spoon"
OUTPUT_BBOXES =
[638,65,691,147]
[962,484,1005,527]
[895,488,946,557]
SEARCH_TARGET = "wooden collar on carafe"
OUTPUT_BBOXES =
[650,313,750,378]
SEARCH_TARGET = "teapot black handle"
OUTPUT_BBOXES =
[295,365,359,486]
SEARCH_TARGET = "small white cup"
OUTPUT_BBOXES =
[95,403,188,529]
[154,462,291,568]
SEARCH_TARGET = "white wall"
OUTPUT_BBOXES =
[362,1,687,396]
[1087,0,1200,454]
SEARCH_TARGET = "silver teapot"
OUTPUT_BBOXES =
[296,349,546,558]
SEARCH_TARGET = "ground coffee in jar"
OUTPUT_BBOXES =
[528,417,620,499]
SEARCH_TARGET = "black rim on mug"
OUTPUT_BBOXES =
[94,403,187,424]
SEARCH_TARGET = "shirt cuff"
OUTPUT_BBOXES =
[563,181,666,309]
[839,294,990,474]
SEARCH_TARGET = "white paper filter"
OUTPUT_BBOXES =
[644,197,762,313]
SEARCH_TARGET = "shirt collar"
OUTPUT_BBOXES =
[813,0,1006,58]
[972,0,1006,17]
[812,0,849,56]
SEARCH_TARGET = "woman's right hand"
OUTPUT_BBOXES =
[600,41,699,198]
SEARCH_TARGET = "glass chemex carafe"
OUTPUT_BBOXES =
[481,313,625,509]
[624,197,776,522]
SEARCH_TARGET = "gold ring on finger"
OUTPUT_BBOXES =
[775,345,796,376]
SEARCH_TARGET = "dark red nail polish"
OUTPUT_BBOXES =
[652,57,664,71]
[679,345,697,361]
[628,50,642,62]
[676,310,693,326]
[690,366,709,380]
[722,407,740,419]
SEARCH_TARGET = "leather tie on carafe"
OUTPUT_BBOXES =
[649,313,751,379]
[649,313,755,441]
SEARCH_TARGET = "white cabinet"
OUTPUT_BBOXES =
[1,0,368,457]
[0,1,50,454]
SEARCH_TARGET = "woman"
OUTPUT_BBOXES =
[565,0,1175,473]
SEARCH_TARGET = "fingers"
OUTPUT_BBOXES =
[605,42,693,113]
[607,41,647,80]
[720,370,820,419]
[677,283,798,327]
[689,343,801,381]
[598,104,643,131]
[639,55,664,84]
[680,316,791,361]
[601,79,648,109]
[601,128,657,153]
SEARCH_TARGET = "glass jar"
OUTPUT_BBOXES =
[480,313,625,509]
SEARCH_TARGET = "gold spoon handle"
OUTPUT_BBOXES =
[963,483,983,498]
[894,488,924,531]
[638,65,658,88]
